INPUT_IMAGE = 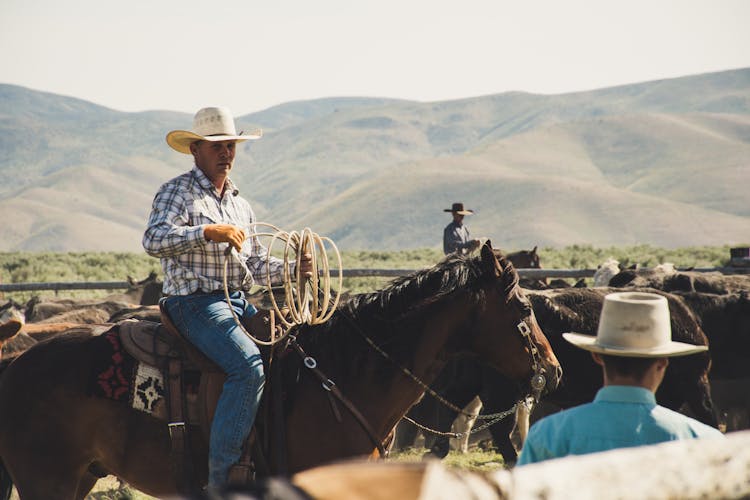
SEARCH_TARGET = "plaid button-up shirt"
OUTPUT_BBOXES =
[143,166,288,296]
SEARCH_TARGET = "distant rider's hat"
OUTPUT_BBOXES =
[166,107,262,154]
[562,292,707,358]
[444,202,474,215]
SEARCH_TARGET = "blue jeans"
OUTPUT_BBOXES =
[162,291,263,488]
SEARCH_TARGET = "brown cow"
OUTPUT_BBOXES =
[24,297,133,323]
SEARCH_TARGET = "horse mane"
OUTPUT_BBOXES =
[296,251,519,359]
[282,252,522,395]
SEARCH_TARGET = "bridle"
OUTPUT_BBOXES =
[283,269,551,456]
[518,314,549,401]
[339,285,550,441]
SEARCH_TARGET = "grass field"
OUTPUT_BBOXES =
[0,244,741,302]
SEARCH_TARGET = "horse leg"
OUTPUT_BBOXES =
[10,460,86,500]
[508,399,531,456]
[479,376,524,464]
[488,415,518,463]
[451,396,482,453]
[393,419,420,451]
[423,402,459,459]
[74,471,100,500]
[0,412,94,500]
[0,459,12,500]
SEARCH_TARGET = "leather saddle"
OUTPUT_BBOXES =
[119,307,278,438]
[116,303,284,492]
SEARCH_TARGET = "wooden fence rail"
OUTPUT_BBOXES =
[0,266,747,293]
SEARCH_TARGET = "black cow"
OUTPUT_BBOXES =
[674,291,750,380]
[672,291,750,431]
[395,287,715,463]
[609,269,750,295]
[608,273,750,432]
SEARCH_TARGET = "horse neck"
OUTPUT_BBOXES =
[344,291,477,431]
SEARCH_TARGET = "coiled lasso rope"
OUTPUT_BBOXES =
[223,223,343,346]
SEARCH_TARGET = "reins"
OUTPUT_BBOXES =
[336,255,550,441]
[338,305,532,440]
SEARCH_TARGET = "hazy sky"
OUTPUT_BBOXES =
[2,0,749,116]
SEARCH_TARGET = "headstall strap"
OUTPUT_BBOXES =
[289,337,386,458]
[518,318,547,400]
[517,321,531,337]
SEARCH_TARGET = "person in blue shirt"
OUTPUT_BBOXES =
[443,202,480,255]
[517,291,724,466]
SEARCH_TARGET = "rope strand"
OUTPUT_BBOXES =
[224,223,343,346]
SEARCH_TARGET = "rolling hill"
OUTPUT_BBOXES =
[0,68,748,252]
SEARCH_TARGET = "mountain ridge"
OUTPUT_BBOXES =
[1,67,748,252]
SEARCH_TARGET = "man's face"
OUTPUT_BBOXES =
[191,139,237,185]
[452,212,464,224]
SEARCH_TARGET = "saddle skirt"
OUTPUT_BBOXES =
[114,309,283,439]
[116,319,224,437]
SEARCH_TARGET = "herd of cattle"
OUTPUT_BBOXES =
[1,259,749,465]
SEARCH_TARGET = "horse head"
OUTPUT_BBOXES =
[506,246,541,270]
[471,241,561,398]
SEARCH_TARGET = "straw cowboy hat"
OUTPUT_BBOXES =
[444,202,474,215]
[166,106,262,154]
[562,292,708,358]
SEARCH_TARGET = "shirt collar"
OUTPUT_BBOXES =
[191,165,239,196]
[594,385,657,406]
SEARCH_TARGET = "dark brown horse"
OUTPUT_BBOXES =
[0,242,562,499]
[506,246,549,289]
[506,246,540,270]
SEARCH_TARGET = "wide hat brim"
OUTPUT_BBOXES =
[444,209,474,215]
[166,129,262,155]
[562,332,708,358]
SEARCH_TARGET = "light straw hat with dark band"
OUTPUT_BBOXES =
[166,107,262,154]
[562,292,708,358]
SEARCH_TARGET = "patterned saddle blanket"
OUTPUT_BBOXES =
[89,313,279,430]
[89,322,205,421]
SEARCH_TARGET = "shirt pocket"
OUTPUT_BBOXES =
[188,198,221,226]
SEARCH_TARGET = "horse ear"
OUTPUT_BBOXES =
[480,240,501,276]
[482,239,493,255]
[532,245,537,254]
